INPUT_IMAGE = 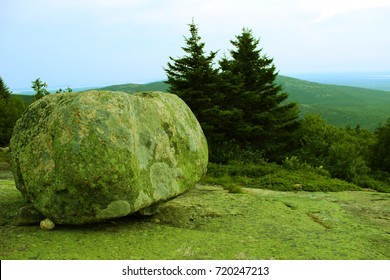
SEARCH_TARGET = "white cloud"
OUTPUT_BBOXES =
[308,0,390,21]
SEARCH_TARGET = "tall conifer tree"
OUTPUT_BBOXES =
[0,77,11,99]
[220,28,300,160]
[0,77,26,146]
[165,20,226,147]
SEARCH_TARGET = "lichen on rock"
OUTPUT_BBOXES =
[10,90,208,224]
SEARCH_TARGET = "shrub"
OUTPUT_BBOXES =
[283,156,330,177]
[206,161,280,179]
[202,161,361,193]
[353,175,390,193]
[209,140,265,164]
[370,118,390,172]
[256,170,359,192]
[294,114,372,182]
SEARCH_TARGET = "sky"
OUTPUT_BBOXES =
[1,0,390,91]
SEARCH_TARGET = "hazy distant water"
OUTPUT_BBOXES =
[289,72,390,91]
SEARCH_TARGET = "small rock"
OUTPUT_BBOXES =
[40,218,55,230]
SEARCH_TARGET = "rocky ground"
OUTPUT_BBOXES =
[1,169,389,260]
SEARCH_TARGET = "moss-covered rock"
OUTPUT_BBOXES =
[10,91,208,224]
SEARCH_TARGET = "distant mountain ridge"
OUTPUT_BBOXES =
[15,76,390,130]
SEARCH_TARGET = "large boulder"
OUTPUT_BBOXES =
[10,91,208,224]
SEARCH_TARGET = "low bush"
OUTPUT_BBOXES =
[209,140,266,164]
[257,170,360,192]
[202,160,361,192]
[206,160,280,178]
[353,175,390,193]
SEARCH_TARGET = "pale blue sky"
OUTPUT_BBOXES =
[1,0,390,91]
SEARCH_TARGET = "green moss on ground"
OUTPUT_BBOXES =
[1,178,389,260]
[202,162,361,192]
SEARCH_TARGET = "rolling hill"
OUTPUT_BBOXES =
[99,81,169,93]
[276,76,390,129]
[97,76,390,130]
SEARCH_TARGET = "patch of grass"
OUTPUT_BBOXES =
[204,175,243,193]
[0,149,11,172]
[202,162,360,192]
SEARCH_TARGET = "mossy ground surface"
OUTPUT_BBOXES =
[1,170,389,260]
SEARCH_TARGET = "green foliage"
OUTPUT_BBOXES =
[257,170,359,192]
[206,160,280,178]
[14,94,34,105]
[371,118,390,172]
[219,29,300,161]
[32,78,50,101]
[56,87,73,93]
[202,161,360,192]
[0,77,11,99]
[208,140,265,164]
[204,115,390,193]
[165,24,300,163]
[283,156,330,177]
[164,20,229,149]
[293,114,374,181]
[205,175,243,193]
[353,175,390,193]
[0,77,27,146]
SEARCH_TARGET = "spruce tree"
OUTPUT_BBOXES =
[0,76,11,99]
[32,78,50,101]
[165,20,227,148]
[0,77,26,146]
[220,28,300,160]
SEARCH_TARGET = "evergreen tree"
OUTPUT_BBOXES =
[220,28,300,160]
[56,86,73,93]
[0,76,11,99]
[0,77,26,146]
[32,78,50,101]
[165,20,228,148]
